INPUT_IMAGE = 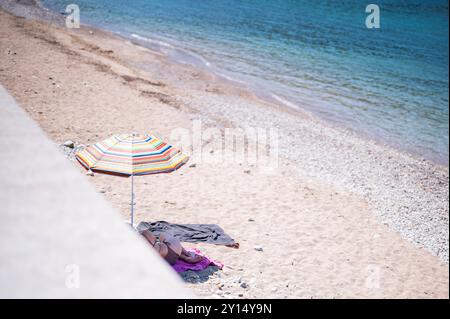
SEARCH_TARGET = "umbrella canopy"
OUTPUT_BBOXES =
[75,133,188,176]
[75,133,188,226]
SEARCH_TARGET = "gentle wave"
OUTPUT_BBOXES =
[130,33,174,49]
[270,94,301,111]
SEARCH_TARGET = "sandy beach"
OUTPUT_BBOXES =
[0,0,448,298]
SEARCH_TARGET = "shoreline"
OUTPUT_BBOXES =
[88,27,450,167]
[1,1,448,298]
[22,0,450,167]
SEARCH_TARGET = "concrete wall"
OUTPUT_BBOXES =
[0,84,191,298]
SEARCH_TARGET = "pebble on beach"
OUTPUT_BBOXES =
[63,140,74,148]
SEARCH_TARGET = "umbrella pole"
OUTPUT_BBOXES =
[131,173,134,227]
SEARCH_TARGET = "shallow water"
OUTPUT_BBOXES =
[42,0,449,164]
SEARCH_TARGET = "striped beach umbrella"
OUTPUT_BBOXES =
[75,133,188,225]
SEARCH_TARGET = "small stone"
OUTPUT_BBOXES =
[248,218,255,222]
[189,163,197,168]
[238,293,244,297]
[89,30,94,35]
[244,170,251,174]
[240,282,248,289]
[63,140,75,148]
[254,245,263,252]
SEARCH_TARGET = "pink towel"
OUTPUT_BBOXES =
[172,248,223,273]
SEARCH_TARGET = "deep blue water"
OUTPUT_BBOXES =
[42,0,449,164]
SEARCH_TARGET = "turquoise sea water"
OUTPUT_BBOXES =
[42,0,449,164]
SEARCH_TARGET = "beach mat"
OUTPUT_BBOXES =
[172,248,223,273]
[136,221,235,246]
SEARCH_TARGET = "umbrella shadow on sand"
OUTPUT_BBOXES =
[180,266,222,284]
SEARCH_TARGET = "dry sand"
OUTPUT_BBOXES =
[0,3,448,298]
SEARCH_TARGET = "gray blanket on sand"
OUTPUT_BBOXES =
[136,221,235,246]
